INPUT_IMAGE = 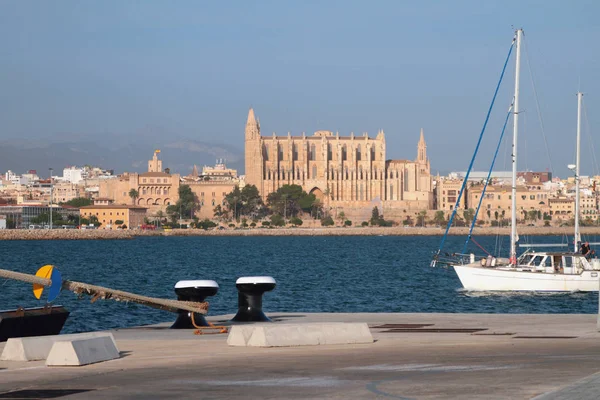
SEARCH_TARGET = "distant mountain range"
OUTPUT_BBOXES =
[0,136,244,177]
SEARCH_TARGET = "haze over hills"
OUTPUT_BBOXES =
[0,133,243,177]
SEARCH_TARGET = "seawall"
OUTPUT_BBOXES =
[0,226,599,240]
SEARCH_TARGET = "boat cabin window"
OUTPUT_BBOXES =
[564,256,573,268]
[552,255,562,268]
[521,254,534,265]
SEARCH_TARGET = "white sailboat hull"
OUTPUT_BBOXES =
[453,264,600,292]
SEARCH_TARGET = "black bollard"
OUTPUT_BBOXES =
[231,276,276,322]
[170,280,218,329]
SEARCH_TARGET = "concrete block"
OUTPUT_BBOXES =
[46,336,120,366]
[1,332,117,362]
[227,323,374,347]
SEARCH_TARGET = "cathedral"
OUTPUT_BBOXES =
[244,109,433,219]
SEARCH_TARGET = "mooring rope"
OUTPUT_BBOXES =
[0,269,50,286]
[0,268,208,315]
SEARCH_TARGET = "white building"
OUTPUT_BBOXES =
[0,216,6,229]
[62,166,84,184]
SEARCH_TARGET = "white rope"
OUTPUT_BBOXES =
[523,34,554,174]
[583,99,600,176]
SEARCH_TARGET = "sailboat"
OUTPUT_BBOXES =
[433,29,600,292]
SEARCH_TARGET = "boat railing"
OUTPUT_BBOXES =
[431,252,477,267]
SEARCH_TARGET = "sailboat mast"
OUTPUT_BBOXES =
[574,92,583,252]
[510,29,523,263]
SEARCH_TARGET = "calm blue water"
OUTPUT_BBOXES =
[0,235,597,333]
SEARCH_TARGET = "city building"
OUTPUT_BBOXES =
[62,166,84,184]
[182,160,240,219]
[244,108,433,219]
[79,199,147,229]
[434,177,467,211]
[98,150,181,214]
[0,205,79,229]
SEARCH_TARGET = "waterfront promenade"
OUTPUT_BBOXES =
[1,313,600,399]
[1,226,600,240]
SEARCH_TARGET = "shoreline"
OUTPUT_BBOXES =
[0,226,599,240]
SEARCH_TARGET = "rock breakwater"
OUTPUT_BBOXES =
[1,226,599,240]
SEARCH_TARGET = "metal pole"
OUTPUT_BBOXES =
[49,168,53,229]
[574,92,583,251]
[510,29,522,264]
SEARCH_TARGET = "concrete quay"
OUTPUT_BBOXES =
[1,312,600,399]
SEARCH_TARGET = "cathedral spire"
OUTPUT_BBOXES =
[247,108,256,125]
[417,128,427,163]
[245,108,260,140]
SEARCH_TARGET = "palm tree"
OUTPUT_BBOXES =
[129,189,139,205]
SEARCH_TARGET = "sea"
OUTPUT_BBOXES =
[0,235,597,334]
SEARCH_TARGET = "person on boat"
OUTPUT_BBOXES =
[580,242,591,256]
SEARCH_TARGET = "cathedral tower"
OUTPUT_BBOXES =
[244,108,263,189]
[416,128,431,194]
[417,128,427,164]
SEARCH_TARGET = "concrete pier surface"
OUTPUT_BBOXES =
[1,313,600,399]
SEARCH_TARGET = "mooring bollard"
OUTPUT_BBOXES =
[231,276,276,322]
[171,280,219,329]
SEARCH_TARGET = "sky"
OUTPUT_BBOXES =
[1,0,599,177]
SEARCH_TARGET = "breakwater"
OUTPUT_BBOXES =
[1,226,599,240]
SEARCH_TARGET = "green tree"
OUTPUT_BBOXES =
[433,211,446,225]
[63,197,92,207]
[370,207,381,226]
[463,208,475,225]
[527,210,538,222]
[6,216,17,229]
[321,216,334,226]
[338,211,346,224]
[213,204,224,221]
[344,220,352,227]
[267,185,315,217]
[166,185,199,223]
[224,187,243,220]
[270,214,285,227]
[128,189,139,205]
[416,210,427,227]
[224,184,263,221]
[89,215,101,227]
[289,217,303,226]
[195,219,217,230]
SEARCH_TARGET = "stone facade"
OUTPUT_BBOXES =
[99,151,180,216]
[244,109,433,219]
[79,204,148,230]
[182,161,240,219]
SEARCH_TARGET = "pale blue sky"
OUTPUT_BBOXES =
[1,1,599,175]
